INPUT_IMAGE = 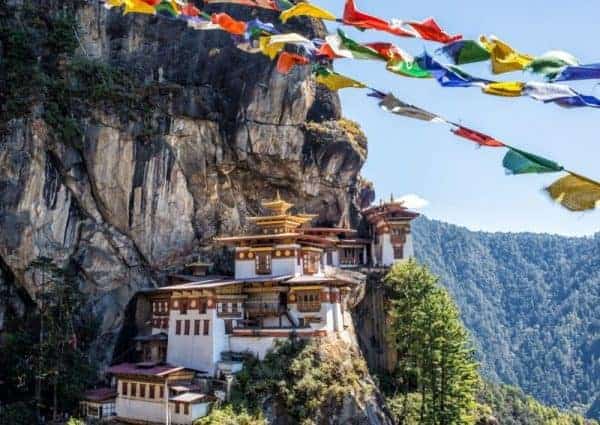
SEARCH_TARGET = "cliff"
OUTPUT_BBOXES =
[0,0,371,365]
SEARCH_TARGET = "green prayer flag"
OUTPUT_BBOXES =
[337,29,386,61]
[502,147,564,174]
[439,40,491,65]
[526,51,579,79]
[155,0,177,16]
[387,59,432,79]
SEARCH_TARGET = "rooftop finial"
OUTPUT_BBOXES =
[390,193,394,203]
[276,190,281,201]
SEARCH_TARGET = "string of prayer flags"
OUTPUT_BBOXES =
[203,0,279,11]
[211,13,247,35]
[480,36,534,74]
[404,18,462,44]
[378,93,444,122]
[315,67,366,91]
[546,173,600,211]
[502,147,564,175]
[280,2,337,23]
[342,0,416,38]
[276,52,309,74]
[438,39,490,65]
[451,126,506,147]
[482,81,525,97]
[554,63,600,82]
[526,51,579,80]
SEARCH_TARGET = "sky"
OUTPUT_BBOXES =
[315,0,600,236]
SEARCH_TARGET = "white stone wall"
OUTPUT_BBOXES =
[234,260,256,279]
[271,257,297,277]
[116,396,166,423]
[167,308,223,375]
[380,233,395,267]
[229,336,282,360]
[169,402,210,424]
[402,234,414,259]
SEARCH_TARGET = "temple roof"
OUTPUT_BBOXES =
[107,362,185,377]
[83,387,117,402]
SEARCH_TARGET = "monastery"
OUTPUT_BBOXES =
[81,194,418,424]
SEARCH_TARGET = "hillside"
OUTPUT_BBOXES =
[412,217,600,418]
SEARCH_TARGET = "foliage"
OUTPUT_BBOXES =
[0,258,99,421]
[203,339,372,424]
[195,405,266,425]
[477,382,598,425]
[383,260,480,425]
[412,217,600,418]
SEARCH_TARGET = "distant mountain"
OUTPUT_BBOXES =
[412,217,600,418]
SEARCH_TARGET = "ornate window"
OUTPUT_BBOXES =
[255,253,271,274]
[303,252,320,275]
[297,291,321,312]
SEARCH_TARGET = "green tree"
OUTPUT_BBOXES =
[384,260,479,425]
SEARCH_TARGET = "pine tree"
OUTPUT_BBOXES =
[385,260,479,425]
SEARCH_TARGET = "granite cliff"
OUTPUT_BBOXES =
[0,0,372,369]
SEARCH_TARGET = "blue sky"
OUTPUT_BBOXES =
[315,0,600,236]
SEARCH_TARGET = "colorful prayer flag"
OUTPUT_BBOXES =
[522,82,577,102]
[364,42,406,61]
[526,50,578,80]
[331,30,387,61]
[211,13,247,35]
[276,52,309,74]
[438,39,490,65]
[342,0,416,38]
[181,3,200,17]
[416,52,492,87]
[480,36,534,74]
[259,33,311,59]
[387,58,432,79]
[451,126,505,147]
[187,17,221,30]
[405,18,461,44]
[280,2,337,23]
[379,93,443,122]
[315,67,366,91]
[554,63,600,82]
[554,94,600,108]
[155,0,179,17]
[123,0,156,15]
[502,147,563,174]
[546,173,600,211]
[482,81,525,97]
[203,0,278,10]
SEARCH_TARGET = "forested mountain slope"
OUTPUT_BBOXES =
[412,217,600,418]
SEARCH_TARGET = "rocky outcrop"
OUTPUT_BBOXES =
[0,1,370,366]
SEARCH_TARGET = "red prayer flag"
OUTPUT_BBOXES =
[181,3,201,17]
[276,52,310,74]
[406,18,462,44]
[141,0,161,5]
[364,42,405,61]
[204,0,278,11]
[316,43,342,60]
[451,126,505,147]
[211,13,247,35]
[343,0,416,38]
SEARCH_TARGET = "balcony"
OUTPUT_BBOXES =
[243,301,282,317]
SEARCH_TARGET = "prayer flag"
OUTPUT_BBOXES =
[187,17,221,30]
[522,82,577,102]
[275,0,294,10]
[438,39,490,65]
[181,3,200,17]
[334,30,386,61]
[451,126,505,147]
[212,13,247,35]
[546,173,600,211]
[416,52,492,87]
[387,58,432,79]
[343,0,417,38]
[405,18,461,44]
[316,43,340,59]
[276,52,309,74]
[280,2,337,23]
[315,67,366,91]
[554,63,600,82]
[364,42,406,61]
[554,94,600,108]
[502,147,563,175]
[526,50,578,79]
[155,0,179,17]
[482,81,525,97]
[379,93,442,122]
[245,18,278,40]
[480,36,534,74]
[104,0,124,9]
[204,0,278,10]
[123,0,156,14]
[259,33,311,59]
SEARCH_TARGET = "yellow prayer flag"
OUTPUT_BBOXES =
[480,36,534,74]
[546,173,600,212]
[104,0,125,9]
[482,81,525,97]
[280,2,337,23]
[123,0,156,15]
[316,72,366,91]
[259,36,284,59]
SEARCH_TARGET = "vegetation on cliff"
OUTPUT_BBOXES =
[0,258,99,424]
[197,338,381,425]
[412,217,600,418]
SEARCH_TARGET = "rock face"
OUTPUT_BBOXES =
[0,2,369,366]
